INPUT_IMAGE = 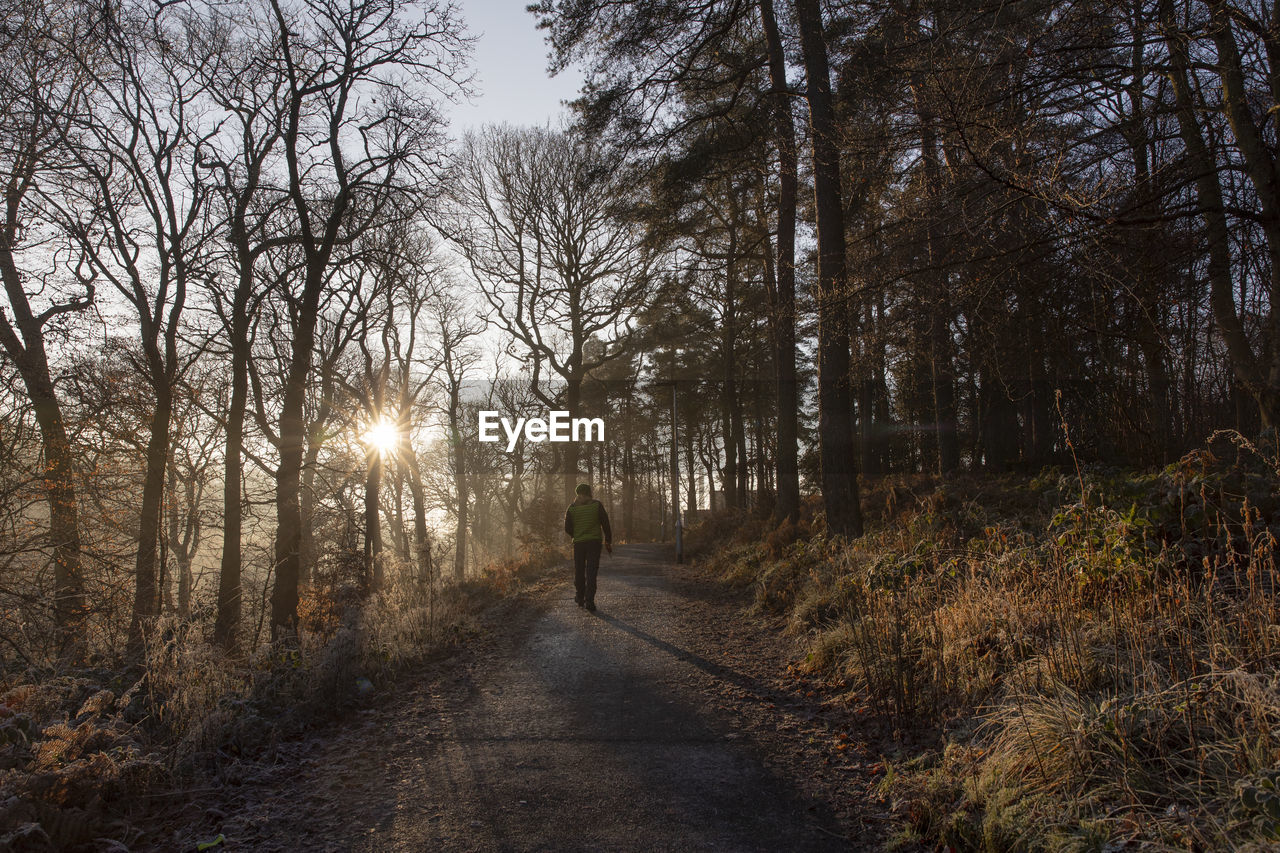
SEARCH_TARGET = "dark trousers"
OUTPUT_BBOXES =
[573,540,603,604]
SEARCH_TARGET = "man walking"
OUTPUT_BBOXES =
[564,483,612,612]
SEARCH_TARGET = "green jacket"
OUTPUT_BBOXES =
[564,498,612,544]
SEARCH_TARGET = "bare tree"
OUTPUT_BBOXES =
[489,368,542,556]
[423,285,482,581]
[195,0,290,650]
[377,227,446,583]
[445,125,653,500]
[340,223,436,591]
[1159,0,1280,427]
[165,378,220,618]
[262,0,467,637]
[64,0,219,649]
[0,0,98,646]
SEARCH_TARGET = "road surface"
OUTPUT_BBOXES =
[167,544,876,852]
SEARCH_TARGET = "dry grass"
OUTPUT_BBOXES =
[0,544,564,848]
[699,447,1280,851]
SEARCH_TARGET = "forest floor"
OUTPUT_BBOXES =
[144,544,888,852]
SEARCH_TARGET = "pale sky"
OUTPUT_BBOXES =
[447,0,585,132]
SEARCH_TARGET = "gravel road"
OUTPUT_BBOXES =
[169,544,880,852]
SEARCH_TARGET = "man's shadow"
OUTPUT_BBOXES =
[592,611,789,706]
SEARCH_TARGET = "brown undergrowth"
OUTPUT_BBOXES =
[690,439,1280,851]
[0,543,564,851]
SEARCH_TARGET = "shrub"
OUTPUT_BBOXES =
[702,452,1280,850]
[0,545,555,847]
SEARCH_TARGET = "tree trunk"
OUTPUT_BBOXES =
[1205,0,1280,408]
[33,380,86,646]
[364,450,383,591]
[299,464,317,591]
[793,0,862,536]
[129,385,173,650]
[753,408,769,515]
[720,399,737,510]
[166,460,196,620]
[734,401,749,507]
[760,0,801,524]
[1140,337,1172,459]
[622,419,635,541]
[392,467,409,564]
[405,447,432,586]
[564,376,582,501]
[450,388,468,582]
[684,411,698,514]
[917,115,959,474]
[704,451,717,513]
[0,262,87,649]
[980,369,1019,471]
[176,550,192,618]
[271,287,320,639]
[722,229,740,510]
[505,447,524,557]
[215,310,249,649]
[873,294,891,473]
[1121,2,1173,460]
[1160,0,1280,425]
[1022,373,1055,463]
[859,378,879,476]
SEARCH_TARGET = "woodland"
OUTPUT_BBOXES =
[3,0,1280,847]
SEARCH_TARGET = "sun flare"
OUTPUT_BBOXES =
[362,418,399,454]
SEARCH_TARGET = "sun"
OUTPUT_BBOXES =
[362,417,399,454]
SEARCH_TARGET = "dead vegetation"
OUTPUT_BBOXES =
[0,544,564,851]
[692,439,1280,851]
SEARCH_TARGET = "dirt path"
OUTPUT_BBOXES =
[163,545,884,852]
